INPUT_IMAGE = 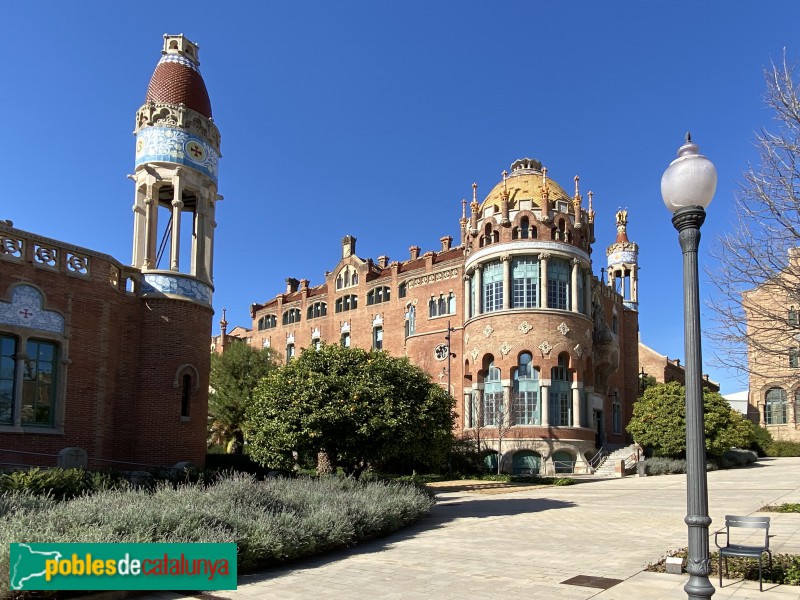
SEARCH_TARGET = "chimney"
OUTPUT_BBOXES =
[342,235,357,258]
[378,255,389,269]
[285,278,300,294]
[409,246,421,260]
[440,236,452,252]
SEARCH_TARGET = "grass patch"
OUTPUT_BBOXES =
[0,473,433,598]
[760,503,800,513]
[647,548,800,585]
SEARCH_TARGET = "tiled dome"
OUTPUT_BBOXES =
[480,159,570,212]
[146,54,212,119]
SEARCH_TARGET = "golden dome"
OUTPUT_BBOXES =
[479,158,571,213]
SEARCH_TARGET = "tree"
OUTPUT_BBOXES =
[245,344,455,477]
[709,53,800,384]
[626,382,754,458]
[209,342,277,454]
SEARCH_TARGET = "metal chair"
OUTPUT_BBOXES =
[714,515,772,591]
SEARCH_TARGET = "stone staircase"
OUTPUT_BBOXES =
[593,443,642,477]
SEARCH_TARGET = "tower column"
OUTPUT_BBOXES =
[170,171,184,272]
[572,382,582,427]
[584,270,593,316]
[142,184,157,269]
[571,259,580,313]
[474,266,482,315]
[502,255,511,309]
[540,383,550,426]
[463,275,471,319]
[540,254,549,308]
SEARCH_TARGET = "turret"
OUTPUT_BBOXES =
[131,34,221,305]
[606,209,639,310]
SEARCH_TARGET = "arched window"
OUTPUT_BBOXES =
[512,450,541,475]
[258,314,277,330]
[21,339,59,427]
[181,373,191,418]
[512,257,538,309]
[514,352,539,425]
[307,302,327,320]
[482,261,503,312]
[766,388,787,425]
[547,258,570,310]
[483,362,502,427]
[286,342,295,363]
[373,326,383,350]
[335,265,358,290]
[550,353,571,426]
[552,450,575,473]
[790,306,799,327]
[398,282,407,298]
[282,308,301,325]
[335,295,357,313]
[520,217,530,239]
[429,292,456,317]
[367,286,390,305]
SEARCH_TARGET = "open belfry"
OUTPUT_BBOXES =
[244,159,641,474]
[0,35,220,469]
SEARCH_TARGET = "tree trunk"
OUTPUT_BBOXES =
[317,449,334,475]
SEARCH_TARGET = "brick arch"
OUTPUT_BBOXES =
[173,363,200,390]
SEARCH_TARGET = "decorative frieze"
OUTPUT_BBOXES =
[405,267,460,290]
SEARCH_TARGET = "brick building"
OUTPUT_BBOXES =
[638,341,720,393]
[744,248,800,440]
[244,160,641,474]
[0,35,220,470]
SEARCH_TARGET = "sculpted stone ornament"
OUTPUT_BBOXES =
[471,348,480,361]
[499,341,511,356]
[518,321,532,334]
[557,322,570,336]
[574,344,583,358]
[538,340,553,356]
[464,332,470,344]
[483,324,494,338]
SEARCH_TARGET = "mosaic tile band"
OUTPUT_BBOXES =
[135,127,219,182]
[141,274,213,306]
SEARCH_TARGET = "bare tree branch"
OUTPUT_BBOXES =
[708,51,800,387]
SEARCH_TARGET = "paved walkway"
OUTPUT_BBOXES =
[143,458,800,599]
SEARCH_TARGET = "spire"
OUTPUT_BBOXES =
[587,190,595,223]
[615,208,630,243]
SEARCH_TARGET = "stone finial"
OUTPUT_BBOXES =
[615,208,630,243]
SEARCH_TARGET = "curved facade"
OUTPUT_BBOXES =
[245,158,639,475]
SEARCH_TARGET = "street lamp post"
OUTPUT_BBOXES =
[661,133,717,600]
[444,320,456,395]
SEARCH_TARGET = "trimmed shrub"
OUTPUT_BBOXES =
[0,473,433,595]
[767,440,800,457]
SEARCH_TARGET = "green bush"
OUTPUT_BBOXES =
[0,468,129,501]
[767,440,800,457]
[750,424,774,457]
[0,473,433,596]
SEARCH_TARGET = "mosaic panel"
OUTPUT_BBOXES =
[135,126,219,182]
[0,285,64,333]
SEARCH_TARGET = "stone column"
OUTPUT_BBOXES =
[540,383,550,426]
[473,266,482,315]
[791,393,797,425]
[758,402,766,427]
[584,270,593,316]
[170,174,184,272]
[571,259,580,313]
[474,388,484,428]
[142,185,156,269]
[502,255,511,309]
[463,275,471,319]
[503,383,513,426]
[572,383,582,428]
[463,390,473,429]
[540,254,549,309]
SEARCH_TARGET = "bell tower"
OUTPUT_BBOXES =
[606,209,639,310]
[131,34,222,302]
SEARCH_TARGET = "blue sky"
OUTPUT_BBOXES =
[3,1,799,394]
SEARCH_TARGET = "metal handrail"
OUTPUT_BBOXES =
[588,445,608,469]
